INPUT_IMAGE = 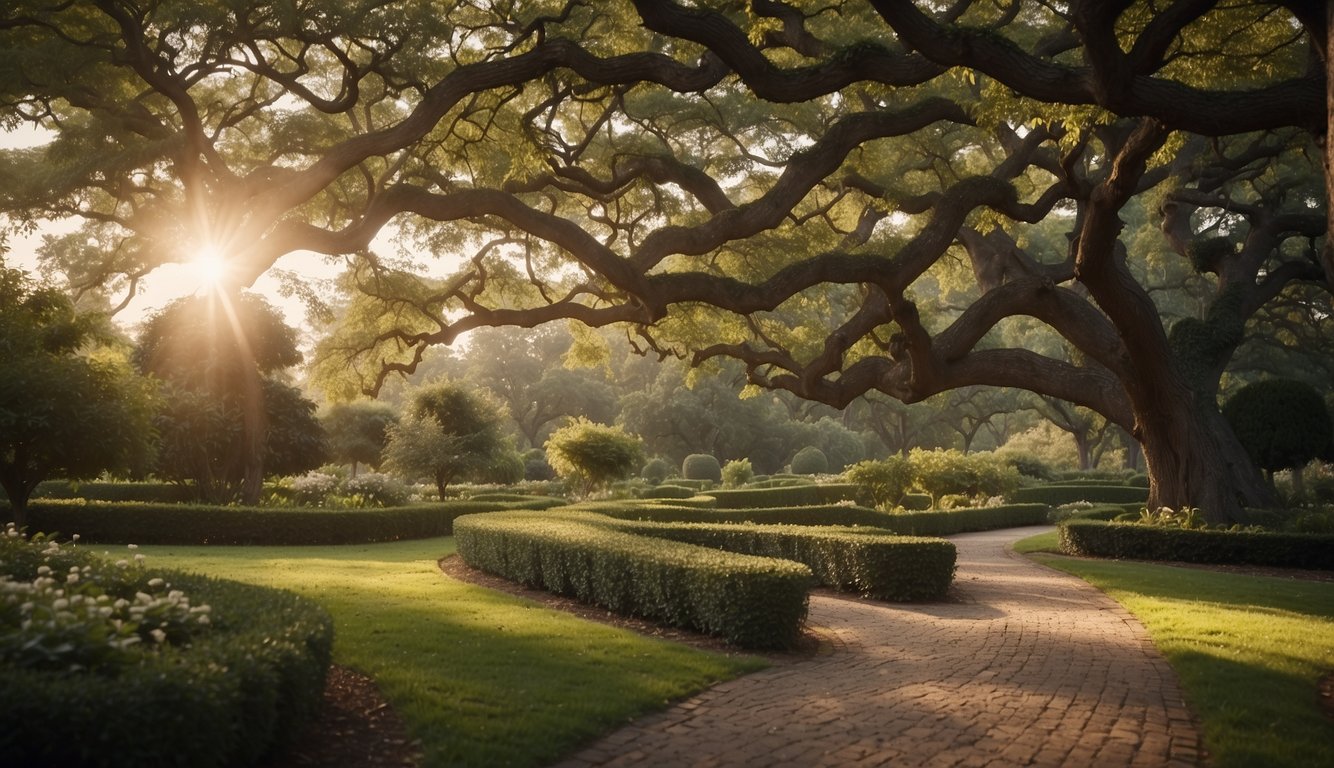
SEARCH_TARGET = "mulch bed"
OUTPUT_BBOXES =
[262,665,422,768]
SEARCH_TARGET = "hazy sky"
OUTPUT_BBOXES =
[2,124,334,335]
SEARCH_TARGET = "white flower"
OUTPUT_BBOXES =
[150,628,167,644]
[127,544,138,550]
[147,578,165,588]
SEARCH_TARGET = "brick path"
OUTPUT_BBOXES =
[554,526,1202,768]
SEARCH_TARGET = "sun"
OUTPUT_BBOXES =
[192,244,230,289]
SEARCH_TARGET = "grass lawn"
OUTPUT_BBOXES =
[137,538,764,768]
[1016,534,1334,768]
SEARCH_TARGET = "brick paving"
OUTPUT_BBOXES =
[554,526,1202,768]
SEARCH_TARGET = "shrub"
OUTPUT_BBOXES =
[0,527,333,767]
[454,511,812,649]
[288,471,341,505]
[522,449,556,482]
[640,457,673,484]
[843,457,914,509]
[790,447,829,475]
[721,458,754,488]
[682,454,722,482]
[1059,519,1334,570]
[908,449,1020,506]
[999,452,1056,481]
[1224,379,1334,488]
[343,472,410,507]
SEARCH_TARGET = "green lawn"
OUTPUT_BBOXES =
[1018,535,1334,768]
[137,538,764,768]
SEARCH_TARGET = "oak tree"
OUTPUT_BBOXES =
[2,1,1330,522]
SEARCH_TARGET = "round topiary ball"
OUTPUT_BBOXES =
[682,453,722,482]
[790,446,829,475]
[641,457,673,484]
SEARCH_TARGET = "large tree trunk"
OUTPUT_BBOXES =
[1135,388,1274,524]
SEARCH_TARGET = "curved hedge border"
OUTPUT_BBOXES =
[1010,484,1149,506]
[454,511,813,649]
[617,520,955,601]
[1,571,333,767]
[594,501,1049,537]
[703,483,860,509]
[1058,520,1334,570]
[13,497,565,545]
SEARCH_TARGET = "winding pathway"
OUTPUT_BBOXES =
[554,526,1202,767]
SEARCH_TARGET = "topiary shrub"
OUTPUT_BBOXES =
[640,457,673,484]
[522,449,556,482]
[721,458,754,488]
[790,446,829,475]
[682,454,722,482]
[1224,378,1334,498]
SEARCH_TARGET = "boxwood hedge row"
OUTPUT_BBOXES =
[1010,484,1149,506]
[14,497,565,545]
[1,571,333,767]
[616,520,956,601]
[32,481,197,504]
[703,483,860,509]
[1058,520,1334,570]
[593,501,1050,536]
[454,511,813,649]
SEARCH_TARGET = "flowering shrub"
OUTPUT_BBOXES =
[289,471,341,505]
[344,472,410,507]
[0,525,212,672]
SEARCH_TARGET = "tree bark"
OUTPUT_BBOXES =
[1134,381,1275,522]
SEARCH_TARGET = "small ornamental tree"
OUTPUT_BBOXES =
[0,265,155,526]
[844,457,914,510]
[545,419,644,497]
[1224,379,1334,498]
[383,380,510,499]
[721,458,754,488]
[321,400,398,475]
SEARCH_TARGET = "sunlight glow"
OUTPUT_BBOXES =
[193,245,230,289]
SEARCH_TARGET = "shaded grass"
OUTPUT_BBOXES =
[1025,546,1334,768]
[138,538,763,768]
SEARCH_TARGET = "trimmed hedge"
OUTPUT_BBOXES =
[1058,520,1334,570]
[873,504,1050,536]
[703,483,861,509]
[1010,484,1149,506]
[639,484,699,500]
[454,511,813,649]
[1,570,333,767]
[32,481,196,504]
[14,497,566,545]
[594,500,1049,536]
[618,520,956,601]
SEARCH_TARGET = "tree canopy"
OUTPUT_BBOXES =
[1,1,1330,522]
[0,262,154,523]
